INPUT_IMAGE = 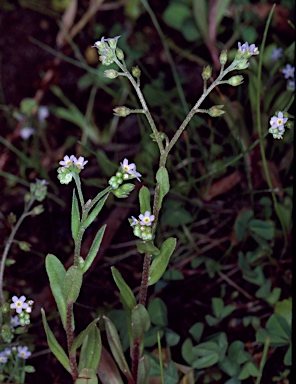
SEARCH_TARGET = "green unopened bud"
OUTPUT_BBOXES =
[227,75,244,86]
[104,69,118,79]
[7,212,17,225]
[19,241,31,251]
[286,120,293,129]
[219,50,227,66]
[236,59,249,70]
[116,48,124,61]
[132,66,141,78]
[30,179,48,202]
[208,105,225,117]
[112,183,135,198]
[202,65,212,81]
[1,324,13,343]
[31,204,44,216]
[113,106,131,117]
[57,167,73,184]
[107,36,120,49]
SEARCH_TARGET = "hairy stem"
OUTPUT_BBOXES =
[66,302,78,382]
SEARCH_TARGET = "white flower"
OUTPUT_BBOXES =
[139,211,155,226]
[73,156,88,169]
[10,296,29,314]
[17,346,31,359]
[59,155,74,168]
[131,216,139,226]
[38,106,49,121]
[20,127,35,140]
[269,111,288,130]
[120,159,142,181]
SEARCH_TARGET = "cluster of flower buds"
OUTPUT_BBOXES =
[129,211,155,241]
[10,295,34,326]
[109,159,141,191]
[93,36,122,66]
[24,179,48,203]
[57,155,88,184]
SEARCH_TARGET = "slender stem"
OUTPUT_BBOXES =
[139,254,152,306]
[255,337,270,384]
[131,339,140,383]
[73,173,85,208]
[157,331,165,384]
[0,198,35,305]
[114,58,164,154]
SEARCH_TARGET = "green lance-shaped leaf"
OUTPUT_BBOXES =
[78,325,102,372]
[139,186,151,214]
[83,194,109,230]
[71,189,80,242]
[136,240,160,255]
[131,304,151,340]
[137,355,150,384]
[82,225,106,274]
[45,254,67,329]
[111,267,136,311]
[71,317,101,354]
[41,308,71,373]
[148,238,177,286]
[64,266,83,304]
[156,167,170,208]
[75,368,98,384]
[103,315,132,381]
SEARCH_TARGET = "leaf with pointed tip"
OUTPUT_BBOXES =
[71,189,80,242]
[82,225,106,274]
[103,316,132,381]
[148,238,176,286]
[45,254,67,329]
[41,309,70,373]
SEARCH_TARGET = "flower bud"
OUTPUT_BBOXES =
[236,59,249,70]
[227,75,244,86]
[112,183,135,198]
[107,36,120,49]
[208,105,225,117]
[7,212,17,225]
[132,66,141,78]
[219,50,227,66]
[31,204,44,216]
[57,167,73,184]
[30,179,48,202]
[116,48,124,60]
[286,120,293,130]
[113,106,131,117]
[104,69,119,79]
[18,241,31,251]
[202,65,212,81]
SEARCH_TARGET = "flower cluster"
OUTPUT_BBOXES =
[10,295,34,326]
[57,155,88,184]
[109,159,141,191]
[29,179,48,202]
[129,211,155,241]
[93,36,121,66]
[237,42,259,58]
[0,345,31,365]
[269,111,288,139]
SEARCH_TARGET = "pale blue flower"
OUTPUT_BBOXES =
[269,111,288,130]
[270,47,283,60]
[121,158,142,181]
[238,42,259,56]
[59,155,74,168]
[282,64,294,79]
[0,352,7,364]
[17,346,31,359]
[10,315,20,328]
[139,211,155,226]
[131,216,139,226]
[10,296,29,314]
[287,79,295,90]
[38,106,49,122]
